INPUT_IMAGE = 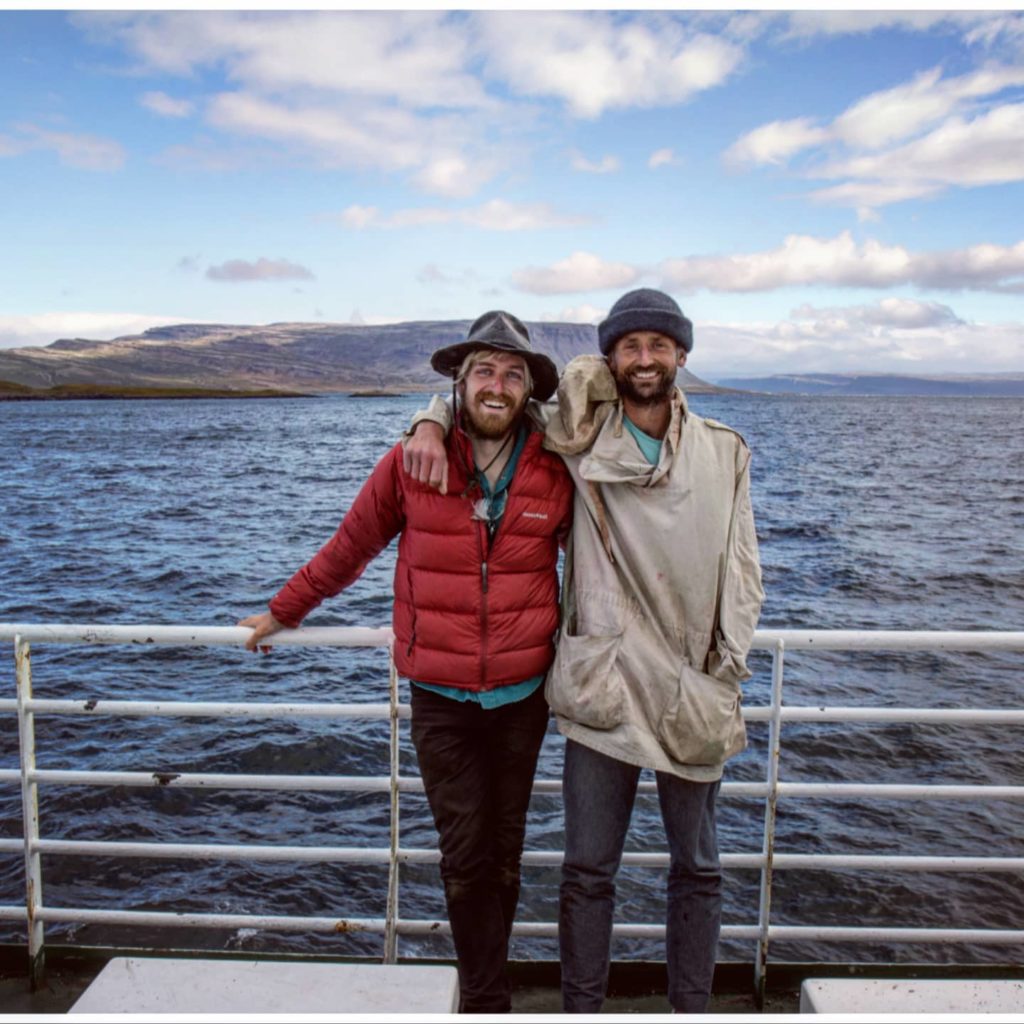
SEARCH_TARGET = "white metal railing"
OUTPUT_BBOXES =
[1,623,1024,1002]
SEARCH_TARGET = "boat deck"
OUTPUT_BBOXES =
[0,952,806,1015]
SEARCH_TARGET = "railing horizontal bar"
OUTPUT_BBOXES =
[778,783,1024,801]
[766,925,1024,944]
[30,839,394,864]
[10,769,765,800]
[6,840,1022,876]
[30,769,396,793]
[6,904,1023,946]
[38,906,389,933]
[17,771,1020,802]
[4,699,1021,727]
[751,630,1024,651]
[776,707,1024,724]
[23,905,757,942]
[4,624,1023,652]
[0,624,393,647]
[6,699,404,720]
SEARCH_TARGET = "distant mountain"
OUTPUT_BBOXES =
[0,320,721,394]
[713,372,1024,397]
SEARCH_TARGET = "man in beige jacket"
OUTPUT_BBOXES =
[403,288,763,1013]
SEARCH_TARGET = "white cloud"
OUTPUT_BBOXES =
[339,199,591,231]
[79,12,506,197]
[725,117,829,167]
[140,91,194,118]
[820,102,1024,192]
[412,154,496,198]
[728,65,1024,168]
[84,11,488,110]
[809,180,946,208]
[207,92,423,171]
[1,123,125,171]
[206,91,495,196]
[206,258,315,282]
[540,304,606,324]
[727,62,1024,210]
[417,264,479,286]
[0,312,186,350]
[781,11,998,42]
[789,298,964,330]
[339,205,379,230]
[695,311,1024,377]
[648,148,677,170]
[659,232,1024,293]
[828,65,1024,149]
[512,251,641,295]
[478,11,745,118]
[570,150,620,175]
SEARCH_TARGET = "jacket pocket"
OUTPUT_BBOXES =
[545,629,625,730]
[656,663,746,765]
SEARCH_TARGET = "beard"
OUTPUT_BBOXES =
[462,389,527,439]
[610,363,677,406]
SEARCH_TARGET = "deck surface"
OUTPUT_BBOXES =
[0,958,803,1015]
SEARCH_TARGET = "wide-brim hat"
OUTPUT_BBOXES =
[430,310,559,402]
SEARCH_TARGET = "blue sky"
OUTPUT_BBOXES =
[2,6,1024,377]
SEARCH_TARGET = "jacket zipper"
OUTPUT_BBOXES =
[477,520,489,689]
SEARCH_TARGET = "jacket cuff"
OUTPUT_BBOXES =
[706,630,752,685]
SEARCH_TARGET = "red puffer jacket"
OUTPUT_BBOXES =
[269,426,573,690]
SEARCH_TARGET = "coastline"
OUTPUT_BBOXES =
[0,382,311,401]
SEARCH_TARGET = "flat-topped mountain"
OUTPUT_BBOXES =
[0,320,721,395]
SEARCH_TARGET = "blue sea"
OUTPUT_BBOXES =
[1,393,1022,966]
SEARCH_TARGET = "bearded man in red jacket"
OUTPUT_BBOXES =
[240,311,573,1013]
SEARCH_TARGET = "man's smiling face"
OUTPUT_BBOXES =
[459,350,530,439]
[607,330,685,406]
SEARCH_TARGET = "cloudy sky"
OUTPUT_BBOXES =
[3,6,1024,377]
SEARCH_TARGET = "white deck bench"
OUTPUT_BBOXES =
[69,957,459,1014]
[800,977,1024,1013]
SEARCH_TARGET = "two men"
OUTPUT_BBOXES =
[240,311,573,1013]
[404,288,763,1013]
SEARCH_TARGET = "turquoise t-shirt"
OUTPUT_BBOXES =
[623,415,663,465]
[412,424,544,709]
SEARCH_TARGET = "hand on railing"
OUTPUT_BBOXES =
[237,611,285,653]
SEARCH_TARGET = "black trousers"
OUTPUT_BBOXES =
[410,682,549,1013]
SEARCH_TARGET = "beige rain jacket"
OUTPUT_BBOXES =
[411,354,764,782]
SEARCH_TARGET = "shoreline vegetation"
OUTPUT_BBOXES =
[0,381,311,402]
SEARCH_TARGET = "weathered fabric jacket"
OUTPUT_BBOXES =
[410,357,763,778]
[270,427,573,690]
[542,356,764,782]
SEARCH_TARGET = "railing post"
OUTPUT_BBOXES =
[383,645,400,964]
[15,636,45,987]
[754,638,785,1008]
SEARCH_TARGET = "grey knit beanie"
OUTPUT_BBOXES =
[597,288,693,354]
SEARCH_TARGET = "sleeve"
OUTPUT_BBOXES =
[404,394,452,438]
[543,355,617,455]
[403,394,553,439]
[269,445,407,628]
[705,443,764,685]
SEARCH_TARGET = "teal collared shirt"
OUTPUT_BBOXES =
[623,415,663,465]
[412,424,544,709]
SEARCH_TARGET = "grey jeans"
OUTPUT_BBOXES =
[558,738,722,1013]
